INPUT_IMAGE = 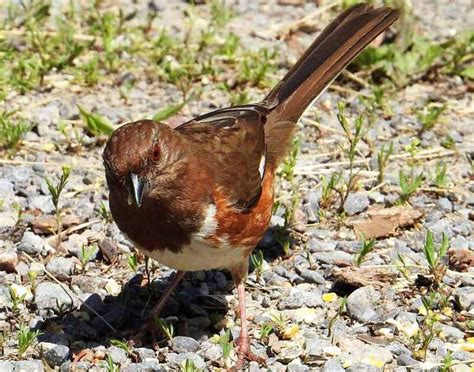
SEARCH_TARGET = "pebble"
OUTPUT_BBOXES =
[438,323,465,342]
[453,287,474,310]
[14,360,45,372]
[436,197,453,212]
[135,347,156,362]
[347,286,381,322]
[28,195,55,214]
[297,269,325,285]
[172,336,200,353]
[35,282,75,312]
[322,358,345,372]
[343,193,370,215]
[122,361,164,372]
[45,257,76,280]
[107,345,128,364]
[313,251,353,266]
[0,361,14,372]
[168,352,206,370]
[16,231,44,256]
[40,342,71,367]
[347,363,381,372]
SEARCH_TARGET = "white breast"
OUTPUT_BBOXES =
[139,204,247,271]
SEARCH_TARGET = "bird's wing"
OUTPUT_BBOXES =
[176,105,269,211]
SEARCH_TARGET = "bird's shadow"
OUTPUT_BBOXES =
[37,227,288,350]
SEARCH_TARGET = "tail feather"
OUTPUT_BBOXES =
[263,4,399,166]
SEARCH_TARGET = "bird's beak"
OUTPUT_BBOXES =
[129,173,145,208]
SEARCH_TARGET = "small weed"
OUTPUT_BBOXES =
[17,324,41,358]
[99,201,113,223]
[78,106,115,137]
[405,138,421,172]
[79,245,96,272]
[103,353,119,372]
[354,235,376,266]
[109,339,131,355]
[335,101,366,212]
[238,48,278,88]
[440,135,456,150]
[416,103,446,132]
[432,161,448,188]
[398,170,423,203]
[9,285,26,316]
[269,313,286,333]
[28,271,38,294]
[0,112,30,151]
[127,253,139,272]
[423,231,449,285]
[218,329,233,360]
[250,249,265,281]
[46,166,71,246]
[328,297,347,340]
[259,322,274,340]
[439,351,454,372]
[181,359,202,372]
[320,172,342,207]
[156,317,174,340]
[376,142,393,184]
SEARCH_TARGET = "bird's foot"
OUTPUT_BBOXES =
[128,316,160,350]
[233,336,266,371]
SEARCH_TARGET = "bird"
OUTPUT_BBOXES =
[103,3,399,369]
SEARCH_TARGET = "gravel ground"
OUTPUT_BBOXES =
[0,1,473,371]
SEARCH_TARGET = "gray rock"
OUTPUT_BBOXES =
[287,360,310,371]
[0,361,14,372]
[17,231,44,256]
[31,105,60,134]
[278,345,302,363]
[41,342,70,367]
[172,336,200,353]
[297,269,325,285]
[0,285,12,308]
[14,360,45,372]
[436,198,453,212]
[45,257,75,280]
[28,195,55,214]
[5,167,32,184]
[122,361,164,372]
[107,345,128,364]
[0,179,14,197]
[60,361,91,372]
[454,287,474,310]
[438,323,465,342]
[313,251,353,266]
[169,352,206,370]
[347,286,381,322]
[344,193,370,215]
[279,287,322,309]
[396,353,419,366]
[322,358,345,372]
[34,282,75,312]
[347,363,381,372]
[304,338,331,362]
[203,343,222,361]
[135,347,156,362]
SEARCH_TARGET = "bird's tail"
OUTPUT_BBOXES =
[264,4,399,166]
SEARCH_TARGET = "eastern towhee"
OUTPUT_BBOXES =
[103,4,398,369]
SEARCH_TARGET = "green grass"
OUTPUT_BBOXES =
[0,111,30,150]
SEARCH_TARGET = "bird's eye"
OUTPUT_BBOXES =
[152,145,161,161]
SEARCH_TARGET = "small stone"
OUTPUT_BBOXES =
[29,262,45,276]
[0,361,14,372]
[298,269,325,285]
[436,198,453,212]
[172,336,200,353]
[313,251,353,266]
[17,231,44,256]
[322,358,345,372]
[438,323,465,342]
[0,251,18,273]
[107,345,128,364]
[305,338,332,362]
[10,283,33,302]
[135,347,156,362]
[347,286,381,322]
[347,363,381,372]
[0,285,12,308]
[169,352,206,370]
[71,275,107,293]
[122,361,164,372]
[203,344,222,361]
[28,195,55,214]
[35,282,75,312]
[45,257,75,280]
[454,287,474,311]
[14,360,45,372]
[287,359,310,371]
[105,279,122,296]
[344,193,370,215]
[40,342,70,367]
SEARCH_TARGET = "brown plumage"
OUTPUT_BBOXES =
[103,4,399,368]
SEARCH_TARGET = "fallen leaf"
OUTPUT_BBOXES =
[353,206,423,239]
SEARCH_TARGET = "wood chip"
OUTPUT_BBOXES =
[331,266,397,289]
[353,206,423,239]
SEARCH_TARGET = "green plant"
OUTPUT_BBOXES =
[28,271,38,293]
[259,322,274,340]
[78,106,115,137]
[218,329,233,360]
[354,235,376,266]
[103,353,119,372]
[127,253,139,272]
[336,101,366,212]
[250,249,265,281]
[423,231,449,284]
[156,317,174,340]
[0,111,30,150]
[238,48,278,88]
[46,165,71,246]
[9,285,26,316]
[99,201,113,223]
[416,103,446,132]
[79,245,96,272]
[398,170,423,203]
[320,172,342,207]
[439,351,454,372]
[412,292,442,361]
[433,161,448,188]
[181,359,202,372]
[376,142,393,184]
[109,338,131,355]
[328,297,347,340]
[17,324,41,358]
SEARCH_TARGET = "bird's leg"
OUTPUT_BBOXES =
[130,270,186,348]
[234,279,266,370]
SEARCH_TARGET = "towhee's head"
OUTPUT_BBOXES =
[103,120,185,208]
